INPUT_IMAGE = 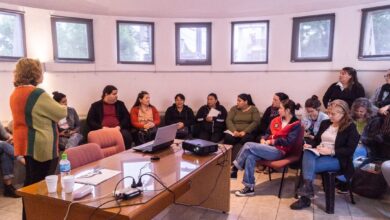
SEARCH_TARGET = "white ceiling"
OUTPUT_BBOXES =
[1,0,389,18]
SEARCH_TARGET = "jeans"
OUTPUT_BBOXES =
[0,141,14,180]
[233,142,283,187]
[302,150,340,181]
[337,144,368,182]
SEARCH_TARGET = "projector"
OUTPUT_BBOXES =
[182,139,218,155]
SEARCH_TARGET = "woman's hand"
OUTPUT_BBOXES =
[379,105,390,116]
[303,143,312,149]
[206,116,213,122]
[317,146,333,155]
[238,131,246,137]
[177,122,184,129]
[233,131,240,137]
[260,138,266,144]
[6,135,13,144]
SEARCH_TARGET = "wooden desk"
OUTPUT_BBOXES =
[18,142,231,220]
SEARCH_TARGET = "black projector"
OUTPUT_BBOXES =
[182,139,218,155]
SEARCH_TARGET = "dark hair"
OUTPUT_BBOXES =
[305,95,321,109]
[175,93,185,101]
[133,91,150,107]
[52,91,66,103]
[275,92,289,102]
[281,99,301,116]
[208,93,220,106]
[342,67,359,88]
[238,93,255,106]
[101,85,117,99]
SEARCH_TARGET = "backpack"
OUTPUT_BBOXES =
[351,159,388,198]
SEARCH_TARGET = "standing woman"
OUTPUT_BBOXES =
[224,94,261,161]
[323,67,365,108]
[130,91,161,145]
[301,95,329,145]
[165,94,195,139]
[195,93,227,142]
[290,100,359,210]
[52,91,83,150]
[10,58,67,219]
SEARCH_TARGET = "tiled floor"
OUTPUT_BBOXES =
[1,171,389,220]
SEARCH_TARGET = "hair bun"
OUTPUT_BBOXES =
[311,95,318,101]
[52,91,59,95]
[295,103,301,110]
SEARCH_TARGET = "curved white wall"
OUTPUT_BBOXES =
[0,1,389,122]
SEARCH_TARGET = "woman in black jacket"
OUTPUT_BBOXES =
[86,85,133,148]
[290,99,360,210]
[323,67,365,108]
[164,93,195,139]
[195,93,227,142]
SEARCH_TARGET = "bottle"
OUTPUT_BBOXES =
[59,153,71,187]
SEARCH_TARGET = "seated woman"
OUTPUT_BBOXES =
[195,93,227,142]
[323,67,365,108]
[0,122,22,198]
[164,93,195,139]
[372,69,390,116]
[86,85,133,149]
[130,91,160,145]
[301,95,329,146]
[290,99,359,210]
[351,98,376,160]
[224,94,261,161]
[259,92,289,136]
[52,91,83,150]
[231,99,301,196]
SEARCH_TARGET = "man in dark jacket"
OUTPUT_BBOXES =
[86,85,133,148]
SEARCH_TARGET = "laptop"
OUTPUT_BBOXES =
[133,124,178,153]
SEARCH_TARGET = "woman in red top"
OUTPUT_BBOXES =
[130,91,160,145]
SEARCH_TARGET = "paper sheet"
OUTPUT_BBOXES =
[75,169,121,186]
[207,108,221,118]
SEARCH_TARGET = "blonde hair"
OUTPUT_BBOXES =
[329,99,352,132]
[13,58,42,87]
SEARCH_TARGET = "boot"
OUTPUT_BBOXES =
[3,184,20,198]
[297,179,314,198]
[231,166,238,179]
[290,196,311,210]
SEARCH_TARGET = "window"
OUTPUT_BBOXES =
[359,5,390,60]
[175,23,211,65]
[291,14,335,62]
[51,16,94,62]
[231,20,269,64]
[0,9,26,60]
[117,21,154,64]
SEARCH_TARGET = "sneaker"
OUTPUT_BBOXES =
[3,185,20,198]
[290,196,311,210]
[336,182,348,194]
[235,186,255,197]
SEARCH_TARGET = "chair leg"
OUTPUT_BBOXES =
[268,167,272,181]
[294,169,302,199]
[346,179,355,204]
[278,167,287,198]
[323,172,336,214]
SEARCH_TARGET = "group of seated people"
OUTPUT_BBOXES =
[2,59,390,215]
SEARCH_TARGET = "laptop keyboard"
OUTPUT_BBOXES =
[134,141,154,150]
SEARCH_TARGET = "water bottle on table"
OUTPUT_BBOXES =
[59,153,71,187]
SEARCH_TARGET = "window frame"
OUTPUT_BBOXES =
[0,8,26,61]
[51,15,95,62]
[291,13,335,62]
[358,5,390,60]
[231,20,269,64]
[116,20,155,64]
[175,22,212,65]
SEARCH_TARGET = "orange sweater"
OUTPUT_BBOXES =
[130,106,160,129]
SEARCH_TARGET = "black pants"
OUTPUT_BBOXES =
[198,130,224,143]
[23,156,58,220]
[224,133,256,162]
[120,129,133,150]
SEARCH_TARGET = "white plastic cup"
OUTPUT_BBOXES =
[45,175,58,193]
[62,175,75,193]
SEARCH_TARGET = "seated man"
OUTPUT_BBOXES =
[87,85,133,149]
[0,122,24,198]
